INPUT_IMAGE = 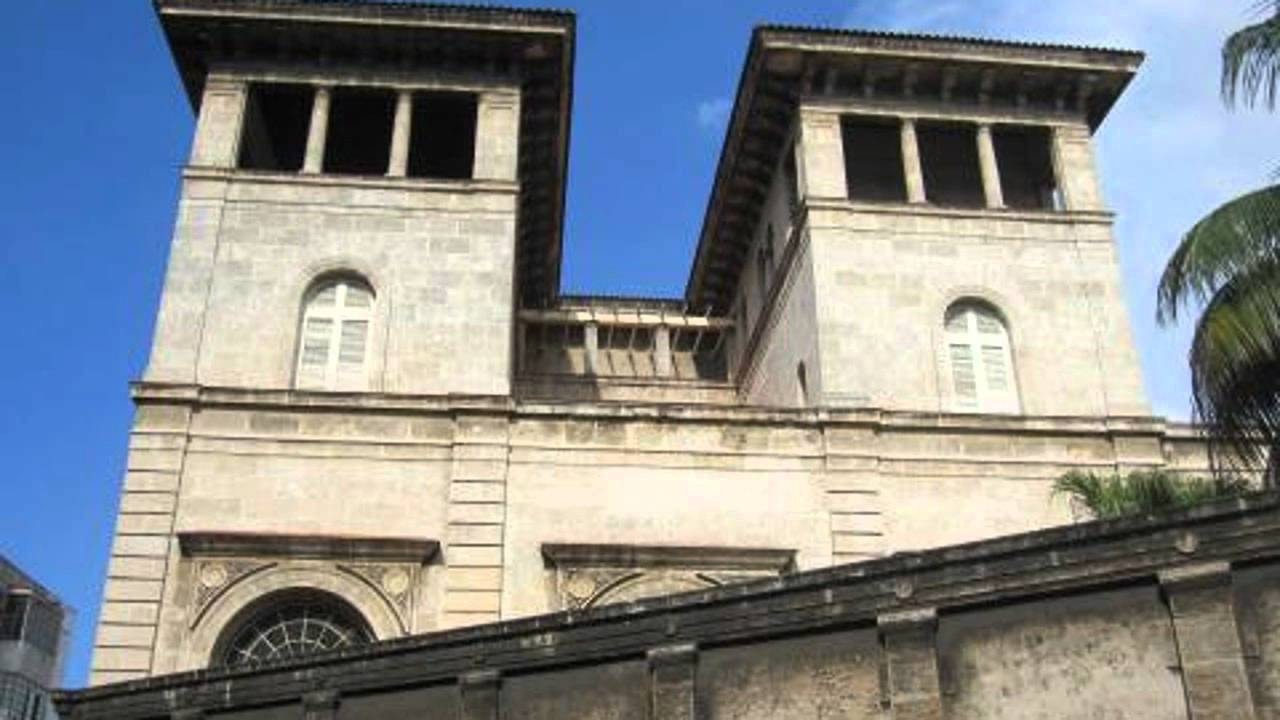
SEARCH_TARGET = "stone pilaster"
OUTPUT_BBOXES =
[655,327,673,378]
[387,90,414,177]
[900,118,927,204]
[648,643,697,720]
[975,124,1004,210]
[459,670,500,720]
[1160,562,1257,720]
[1051,123,1104,211]
[584,323,600,376]
[302,690,340,720]
[798,108,847,199]
[303,86,331,175]
[879,608,943,720]
[474,90,520,181]
[442,414,510,629]
[90,403,192,686]
[188,76,246,168]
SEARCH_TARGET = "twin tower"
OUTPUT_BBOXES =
[92,0,1179,685]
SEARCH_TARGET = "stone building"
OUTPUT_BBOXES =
[90,0,1213,689]
[1,555,72,720]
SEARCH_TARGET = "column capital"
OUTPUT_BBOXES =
[647,642,698,668]
[1159,561,1232,593]
[878,606,938,635]
[460,669,502,689]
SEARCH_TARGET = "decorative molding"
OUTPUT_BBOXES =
[337,563,418,628]
[178,532,440,564]
[190,560,274,628]
[542,544,796,610]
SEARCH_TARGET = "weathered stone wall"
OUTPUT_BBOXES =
[939,587,1188,719]
[62,495,1280,720]
[89,390,1208,684]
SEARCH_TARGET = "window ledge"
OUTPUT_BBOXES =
[182,166,519,194]
[809,197,1113,223]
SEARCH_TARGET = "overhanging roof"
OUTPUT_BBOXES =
[685,26,1144,313]
[154,0,576,307]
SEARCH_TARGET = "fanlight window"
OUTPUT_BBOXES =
[945,301,1019,413]
[218,590,371,668]
[295,277,373,390]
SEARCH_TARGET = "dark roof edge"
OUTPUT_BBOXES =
[56,490,1280,706]
[153,0,575,26]
[757,24,1144,62]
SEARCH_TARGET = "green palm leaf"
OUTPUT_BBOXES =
[1053,470,1250,520]
[1188,258,1280,470]
[1223,1,1280,109]
[1158,185,1280,324]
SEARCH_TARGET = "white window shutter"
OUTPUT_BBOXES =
[946,303,1019,413]
[949,343,978,407]
[295,279,373,391]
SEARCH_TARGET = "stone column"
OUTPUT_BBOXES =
[188,76,247,168]
[975,124,1004,210]
[387,90,414,178]
[474,90,521,181]
[1160,562,1257,719]
[879,608,944,720]
[302,690,340,720]
[648,643,697,720]
[459,670,500,720]
[303,86,332,175]
[585,323,600,376]
[900,118,927,204]
[654,326,673,378]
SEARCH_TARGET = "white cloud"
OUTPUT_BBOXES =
[696,97,732,130]
[845,0,1274,419]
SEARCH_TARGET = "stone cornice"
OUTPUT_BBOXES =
[130,381,1174,438]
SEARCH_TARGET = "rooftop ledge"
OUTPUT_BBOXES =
[808,197,1115,223]
[182,166,519,195]
[129,382,1181,436]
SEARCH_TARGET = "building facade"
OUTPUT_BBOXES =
[1,557,71,720]
[91,0,1210,685]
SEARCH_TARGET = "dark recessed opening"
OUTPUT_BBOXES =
[842,117,907,203]
[408,91,478,180]
[323,87,397,176]
[237,83,312,172]
[918,122,985,208]
[994,125,1059,211]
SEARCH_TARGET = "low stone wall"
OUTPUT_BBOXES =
[60,492,1279,719]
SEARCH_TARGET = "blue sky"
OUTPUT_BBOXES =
[0,0,1271,688]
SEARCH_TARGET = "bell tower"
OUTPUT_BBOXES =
[90,0,572,684]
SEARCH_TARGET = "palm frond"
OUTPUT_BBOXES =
[1157,184,1280,324]
[1188,258,1280,471]
[1053,470,1250,520]
[1222,2,1280,109]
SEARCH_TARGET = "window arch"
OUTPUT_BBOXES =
[213,589,372,668]
[295,275,374,390]
[944,300,1019,413]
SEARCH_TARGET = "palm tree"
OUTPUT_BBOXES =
[1157,1,1280,479]
[1053,470,1250,520]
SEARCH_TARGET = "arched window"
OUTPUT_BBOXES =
[945,300,1019,413]
[295,276,373,390]
[215,589,372,668]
